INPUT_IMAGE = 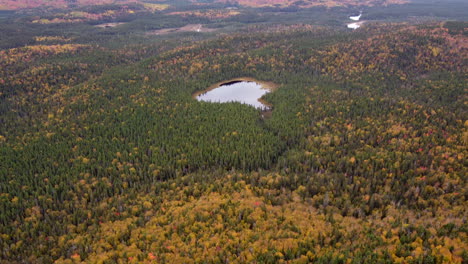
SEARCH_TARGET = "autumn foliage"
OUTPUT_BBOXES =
[0,5,466,263]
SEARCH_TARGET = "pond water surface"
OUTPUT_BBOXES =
[347,23,361,29]
[196,80,272,109]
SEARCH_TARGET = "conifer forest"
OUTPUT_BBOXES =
[0,0,467,263]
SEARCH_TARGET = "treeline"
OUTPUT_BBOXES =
[0,21,466,263]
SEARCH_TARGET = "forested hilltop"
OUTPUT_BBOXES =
[0,1,467,263]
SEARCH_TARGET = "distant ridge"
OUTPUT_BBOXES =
[0,0,408,10]
[212,0,408,8]
[0,0,137,10]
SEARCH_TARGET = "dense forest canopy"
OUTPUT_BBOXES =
[0,0,467,263]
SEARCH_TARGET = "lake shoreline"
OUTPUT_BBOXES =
[192,77,278,100]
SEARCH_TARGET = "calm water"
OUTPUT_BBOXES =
[196,81,271,109]
[347,23,361,29]
[347,12,363,30]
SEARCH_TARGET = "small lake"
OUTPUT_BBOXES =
[347,23,361,29]
[347,12,363,30]
[195,79,273,109]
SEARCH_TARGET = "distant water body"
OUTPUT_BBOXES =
[347,23,361,29]
[348,12,363,29]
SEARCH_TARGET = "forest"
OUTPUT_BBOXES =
[0,0,467,263]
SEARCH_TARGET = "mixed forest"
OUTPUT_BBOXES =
[0,0,467,263]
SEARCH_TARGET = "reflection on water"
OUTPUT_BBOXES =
[196,81,271,109]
